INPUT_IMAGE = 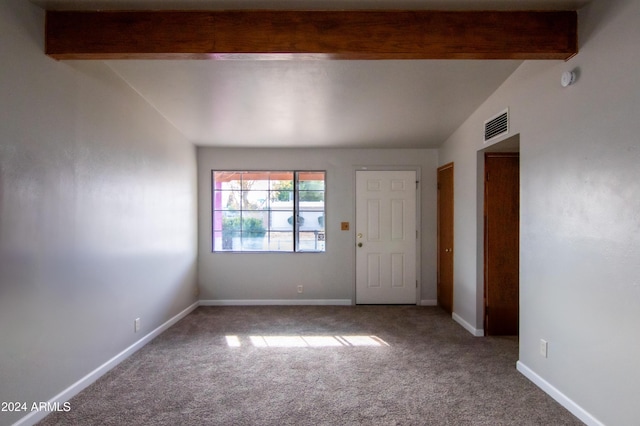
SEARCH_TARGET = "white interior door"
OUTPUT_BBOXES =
[356,170,417,304]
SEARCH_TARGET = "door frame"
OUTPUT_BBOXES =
[353,166,422,305]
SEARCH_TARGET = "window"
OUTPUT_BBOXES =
[212,171,325,252]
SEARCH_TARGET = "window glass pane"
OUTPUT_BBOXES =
[213,230,240,251]
[270,211,294,231]
[214,171,243,190]
[296,171,325,252]
[298,231,325,252]
[213,210,240,231]
[241,190,269,211]
[271,190,293,203]
[213,231,224,251]
[299,190,325,202]
[241,212,268,238]
[270,175,294,190]
[215,191,241,210]
[270,175,294,206]
[221,214,241,230]
[245,175,270,191]
[241,234,266,251]
[298,211,324,230]
[297,173,325,194]
[298,172,325,188]
[264,232,293,251]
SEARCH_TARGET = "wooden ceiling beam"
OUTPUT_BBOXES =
[45,10,577,60]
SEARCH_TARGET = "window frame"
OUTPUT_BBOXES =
[211,170,326,253]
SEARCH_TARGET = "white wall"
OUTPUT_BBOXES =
[438,0,640,424]
[198,148,438,304]
[0,1,198,425]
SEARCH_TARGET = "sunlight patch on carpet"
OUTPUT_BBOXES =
[226,335,390,348]
[225,335,242,347]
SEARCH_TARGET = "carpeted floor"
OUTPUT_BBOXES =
[38,306,582,425]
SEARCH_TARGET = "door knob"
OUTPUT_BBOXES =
[357,242,363,247]
[357,233,363,238]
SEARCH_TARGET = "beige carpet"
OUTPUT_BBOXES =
[38,306,582,425]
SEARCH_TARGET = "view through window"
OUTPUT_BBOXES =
[212,171,326,252]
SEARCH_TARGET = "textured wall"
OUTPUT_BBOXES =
[439,0,640,423]
[0,1,198,425]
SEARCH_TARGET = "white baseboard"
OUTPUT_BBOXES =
[420,299,437,306]
[199,299,352,306]
[12,301,199,426]
[516,361,604,426]
[452,312,484,336]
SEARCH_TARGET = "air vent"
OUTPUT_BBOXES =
[484,108,509,143]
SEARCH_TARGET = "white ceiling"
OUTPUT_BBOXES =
[105,59,524,148]
[33,0,590,148]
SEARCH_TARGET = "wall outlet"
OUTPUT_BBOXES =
[540,339,548,358]
[297,285,303,294]
[134,318,141,333]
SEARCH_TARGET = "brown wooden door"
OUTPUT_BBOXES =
[484,153,519,335]
[437,163,454,314]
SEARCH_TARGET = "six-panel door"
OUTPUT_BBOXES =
[356,170,417,304]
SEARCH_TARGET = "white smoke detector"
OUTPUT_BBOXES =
[561,71,576,87]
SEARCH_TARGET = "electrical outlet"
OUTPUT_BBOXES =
[134,318,141,333]
[297,285,303,294]
[540,339,548,358]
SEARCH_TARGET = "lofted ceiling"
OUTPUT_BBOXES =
[31,0,590,148]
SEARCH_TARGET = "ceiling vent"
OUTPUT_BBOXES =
[484,108,509,143]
